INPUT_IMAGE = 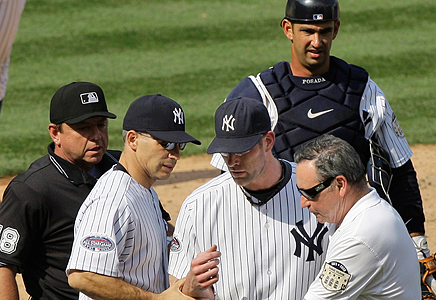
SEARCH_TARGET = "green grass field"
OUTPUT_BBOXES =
[0,0,435,177]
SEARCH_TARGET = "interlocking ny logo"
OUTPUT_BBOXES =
[291,221,328,261]
[173,108,184,124]
[222,115,235,131]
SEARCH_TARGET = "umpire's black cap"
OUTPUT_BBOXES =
[50,82,116,124]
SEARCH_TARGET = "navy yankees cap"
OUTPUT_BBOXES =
[123,94,201,145]
[207,97,271,154]
[50,82,116,124]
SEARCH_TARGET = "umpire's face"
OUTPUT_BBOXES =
[49,116,109,172]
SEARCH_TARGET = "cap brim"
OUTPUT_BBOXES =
[147,130,201,145]
[64,111,117,124]
[206,134,262,154]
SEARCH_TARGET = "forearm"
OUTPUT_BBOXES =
[389,159,425,234]
[0,265,19,300]
[68,270,159,300]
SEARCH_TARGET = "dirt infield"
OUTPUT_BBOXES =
[1,144,435,299]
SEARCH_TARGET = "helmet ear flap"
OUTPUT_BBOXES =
[285,0,340,22]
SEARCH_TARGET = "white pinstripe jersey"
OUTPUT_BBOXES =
[0,0,26,99]
[169,160,334,300]
[67,166,170,299]
[210,78,412,171]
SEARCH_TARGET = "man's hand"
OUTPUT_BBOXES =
[182,245,221,299]
[158,278,196,300]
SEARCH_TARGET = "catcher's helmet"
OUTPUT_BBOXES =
[284,0,340,22]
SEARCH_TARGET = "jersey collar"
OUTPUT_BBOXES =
[47,142,98,186]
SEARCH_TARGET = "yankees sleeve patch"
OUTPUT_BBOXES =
[320,261,352,291]
[80,235,116,252]
[170,237,182,253]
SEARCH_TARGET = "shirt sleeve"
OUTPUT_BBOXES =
[304,238,381,300]
[168,198,197,279]
[360,78,412,168]
[0,182,43,268]
[66,193,133,278]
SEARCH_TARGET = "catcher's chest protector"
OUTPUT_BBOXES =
[260,57,370,163]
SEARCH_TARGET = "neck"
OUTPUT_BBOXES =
[336,185,372,227]
[245,157,282,191]
[53,146,93,172]
[289,56,330,77]
[119,152,154,189]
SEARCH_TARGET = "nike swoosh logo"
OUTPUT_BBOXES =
[307,108,334,119]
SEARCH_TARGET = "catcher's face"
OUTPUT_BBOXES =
[283,19,340,77]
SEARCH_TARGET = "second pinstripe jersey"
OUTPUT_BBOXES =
[169,160,334,300]
[67,165,170,299]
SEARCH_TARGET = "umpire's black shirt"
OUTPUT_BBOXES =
[0,142,120,299]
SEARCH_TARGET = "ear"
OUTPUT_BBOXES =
[282,19,294,41]
[335,175,348,197]
[263,131,276,152]
[48,123,61,146]
[332,20,340,40]
[125,130,139,152]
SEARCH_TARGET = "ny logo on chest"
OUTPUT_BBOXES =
[291,221,328,261]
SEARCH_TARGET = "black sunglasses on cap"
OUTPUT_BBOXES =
[297,177,335,200]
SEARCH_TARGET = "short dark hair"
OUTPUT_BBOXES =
[294,134,366,185]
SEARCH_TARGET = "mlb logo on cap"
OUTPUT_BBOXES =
[80,92,99,104]
[50,82,116,125]
[313,14,324,20]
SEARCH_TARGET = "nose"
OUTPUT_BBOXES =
[168,146,181,160]
[89,125,102,141]
[300,195,310,208]
[312,32,321,48]
[225,153,240,167]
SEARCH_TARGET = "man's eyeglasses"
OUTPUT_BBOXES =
[220,149,251,157]
[137,132,186,151]
[297,177,335,200]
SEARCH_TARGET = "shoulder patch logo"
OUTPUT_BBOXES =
[170,237,182,252]
[320,261,352,291]
[81,235,115,252]
[391,114,405,138]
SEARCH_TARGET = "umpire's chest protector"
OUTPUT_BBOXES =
[260,57,370,163]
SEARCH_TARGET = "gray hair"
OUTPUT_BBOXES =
[294,134,366,185]
[122,130,128,142]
